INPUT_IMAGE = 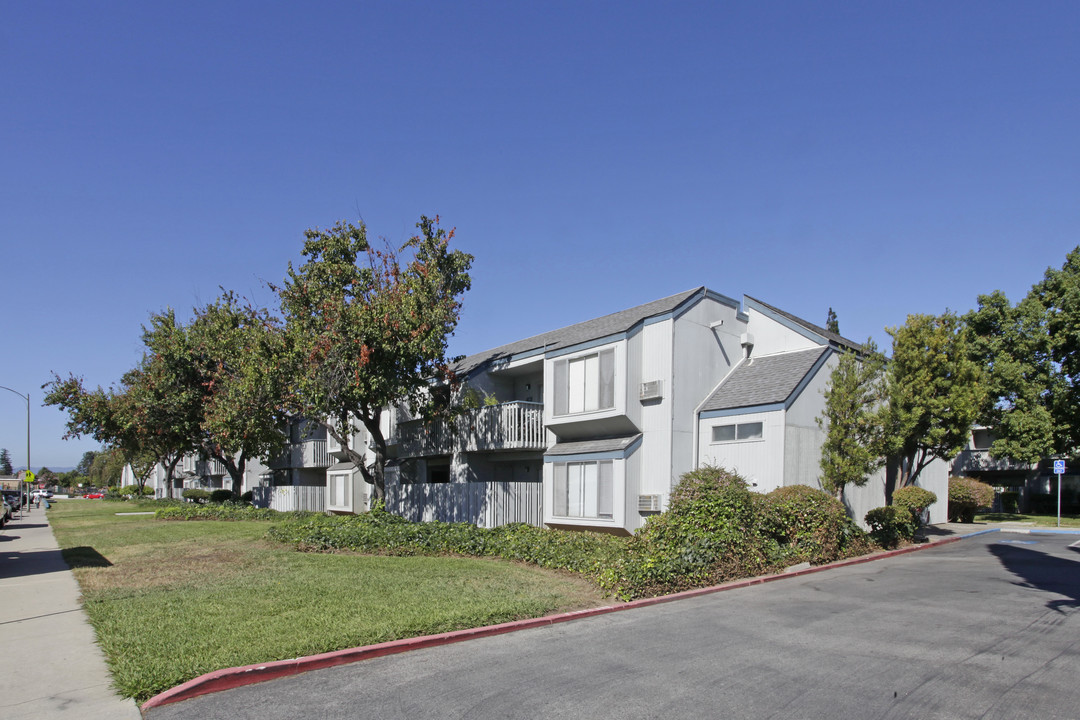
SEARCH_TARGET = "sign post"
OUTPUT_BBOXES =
[1053,459,1066,528]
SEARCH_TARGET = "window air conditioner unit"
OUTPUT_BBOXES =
[638,494,662,512]
[640,380,663,401]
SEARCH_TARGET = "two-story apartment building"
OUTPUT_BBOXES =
[382,288,949,533]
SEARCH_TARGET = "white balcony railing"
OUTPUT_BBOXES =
[397,401,545,456]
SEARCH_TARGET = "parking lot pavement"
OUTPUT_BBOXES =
[0,508,142,720]
[144,532,1080,720]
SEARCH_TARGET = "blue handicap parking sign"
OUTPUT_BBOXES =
[1054,459,1066,474]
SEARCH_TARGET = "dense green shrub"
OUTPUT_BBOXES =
[181,488,210,504]
[240,491,254,504]
[892,486,937,526]
[157,503,293,521]
[119,485,154,497]
[759,485,870,565]
[948,477,995,522]
[999,490,1020,514]
[865,506,915,548]
[596,466,775,599]
[209,489,235,504]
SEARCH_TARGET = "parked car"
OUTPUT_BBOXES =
[1,497,11,526]
[2,490,22,512]
[83,492,105,499]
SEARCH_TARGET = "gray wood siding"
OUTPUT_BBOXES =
[387,480,543,528]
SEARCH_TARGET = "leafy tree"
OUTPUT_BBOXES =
[137,293,289,498]
[175,292,291,496]
[964,290,1055,463]
[825,308,840,334]
[1031,247,1080,456]
[0,448,12,475]
[817,341,887,502]
[43,374,162,495]
[89,448,126,488]
[75,450,99,477]
[881,312,984,494]
[277,216,472,500]
[58,469,85,489]
[965,248,1080,462]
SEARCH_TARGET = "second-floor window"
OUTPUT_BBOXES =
[553,348,615,416]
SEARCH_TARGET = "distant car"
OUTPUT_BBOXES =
[83,493,105,499]
[1,498,11,525]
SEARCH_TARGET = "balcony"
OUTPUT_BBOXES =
[181,455,228,477]
[267,440,331,470]
[398,401,545,457]
[952,448,1034,475]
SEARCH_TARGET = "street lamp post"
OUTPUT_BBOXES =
[0,385,30,519]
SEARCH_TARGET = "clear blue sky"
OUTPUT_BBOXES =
[2,1,1078,469]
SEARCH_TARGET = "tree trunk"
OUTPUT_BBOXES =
[163,454,183,500]
[363,417,387,502]
[211,450,246,499]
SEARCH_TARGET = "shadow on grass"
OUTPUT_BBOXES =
[63,546,113,569]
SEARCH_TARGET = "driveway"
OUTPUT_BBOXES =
[145,533,1080,720]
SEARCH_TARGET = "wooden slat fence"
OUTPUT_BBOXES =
[252,485,327,513]
[387,481,543,528]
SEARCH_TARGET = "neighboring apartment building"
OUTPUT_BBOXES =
[382,288,949,533]
[951,428,1080,515]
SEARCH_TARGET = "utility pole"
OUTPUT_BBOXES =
[0,385,30,518]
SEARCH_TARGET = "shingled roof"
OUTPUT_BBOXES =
[745,296,864,353]
[453,287,706,375]
[700,347,829,412]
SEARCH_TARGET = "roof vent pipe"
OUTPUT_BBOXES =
[740,333,754,358]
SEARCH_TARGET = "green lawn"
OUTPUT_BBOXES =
[975,511,1080,528]
[48,500,606,701]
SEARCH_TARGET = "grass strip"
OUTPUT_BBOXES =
[48,500,605,701]
[975,512,1080,528]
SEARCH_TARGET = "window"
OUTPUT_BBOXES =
[427,464,451,483]
[328,472,350,510]
[972,429,994,450]
[553,348,615,416]
[553,460,613,519]
[711,421,764,443]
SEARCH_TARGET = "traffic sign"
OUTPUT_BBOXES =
[24,471,35,483]
[1054,460,1066,475]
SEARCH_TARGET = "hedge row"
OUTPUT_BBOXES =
[156,503,296,522]
[266,468,872,600]
[266,506,628,575]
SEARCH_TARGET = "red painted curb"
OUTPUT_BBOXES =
[140,529,988,711]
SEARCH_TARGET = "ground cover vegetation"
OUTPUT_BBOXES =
[267,466,873,601]
[48,499,604,701]
[975,511,1080,527]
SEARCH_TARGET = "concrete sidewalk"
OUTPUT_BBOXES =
[0,506,142,720]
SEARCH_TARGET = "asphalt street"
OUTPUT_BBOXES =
[145,533,1080,720]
